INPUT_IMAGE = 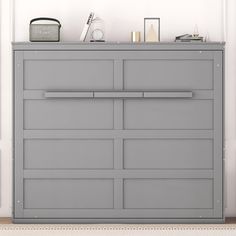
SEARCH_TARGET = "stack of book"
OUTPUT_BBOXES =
[175,34,204,42]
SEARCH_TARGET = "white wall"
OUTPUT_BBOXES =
[0,0,13,217]
[1,0,236,217]
[224,0,236,216]
[14,0,224,42]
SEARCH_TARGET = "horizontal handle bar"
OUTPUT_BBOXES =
[44,92,93,98]
[144,91,193,98]
[45,91,193,99]
[94,92,143,98]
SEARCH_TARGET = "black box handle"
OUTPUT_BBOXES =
[30,18,61,27]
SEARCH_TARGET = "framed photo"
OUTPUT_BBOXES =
[144,18,160,42]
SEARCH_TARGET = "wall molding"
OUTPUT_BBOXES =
[0,0,14,216]
[222,0,227,41]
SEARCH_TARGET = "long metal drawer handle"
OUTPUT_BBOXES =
[44,91,193,99]
[44,91,143,98]
[143,91,193,98]
[94,92,143,98]
[44,92,94,98]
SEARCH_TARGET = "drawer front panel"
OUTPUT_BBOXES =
[124,100,213,129]
[124,179,213,209]
[24,100,114,130]
[124,139,213,169]
[24,139,114,169]
[24,179,114,209]
[24,60,114,90]
[124,59,213,90]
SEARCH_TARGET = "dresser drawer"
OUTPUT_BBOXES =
[124,139,213,169]
[24,139,114,169]
[124,179,213,209]
[23,51,214,91]
[23,52,114,90]
[124,99,213,130]
[24,99,114,130]
[24,179,114,209]
[124,55,213,90]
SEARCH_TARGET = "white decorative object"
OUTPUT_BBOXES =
[80,12,94,42]
[90,17,105,42]
[193,24,199,37]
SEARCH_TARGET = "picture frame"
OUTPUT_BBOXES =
[144,17,160,42]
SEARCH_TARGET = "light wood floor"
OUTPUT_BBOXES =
[0,218,236,224]
[0,218,11,224]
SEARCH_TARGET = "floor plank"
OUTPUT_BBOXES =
[225,217,236,224]
[0,218,12,224]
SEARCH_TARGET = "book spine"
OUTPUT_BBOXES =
[80,12,94,41]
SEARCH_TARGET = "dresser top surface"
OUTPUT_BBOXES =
[12,41,225,51]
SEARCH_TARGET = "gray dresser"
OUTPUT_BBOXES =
[13,42,224,223]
